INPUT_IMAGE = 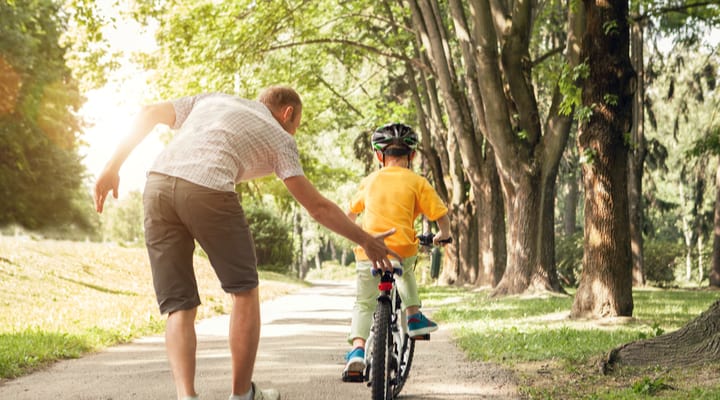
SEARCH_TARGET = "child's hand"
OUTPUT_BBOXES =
[433,231,451,246]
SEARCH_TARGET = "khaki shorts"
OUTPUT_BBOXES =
[143,173,258,314]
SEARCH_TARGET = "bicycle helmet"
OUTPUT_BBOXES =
[371,123,418,156]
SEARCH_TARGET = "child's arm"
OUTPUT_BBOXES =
[433,213,451,245]
[347,211,358,223]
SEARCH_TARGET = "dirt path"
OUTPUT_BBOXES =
[0,280,520,399]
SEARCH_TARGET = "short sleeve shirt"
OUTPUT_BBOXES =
[149,93,304,192]
[349,166,448,260]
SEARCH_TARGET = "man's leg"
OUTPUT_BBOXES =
[166,307,199,399]
[229,287,261,396]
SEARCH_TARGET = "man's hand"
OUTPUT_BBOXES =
[363,228,402,273]
[94,170,120,213]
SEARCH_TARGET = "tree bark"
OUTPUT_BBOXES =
[571,0,635,318]
[602,299,720,371]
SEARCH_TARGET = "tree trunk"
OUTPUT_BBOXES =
[493,171,564,295]
[602,300,720,371]
[477,148,506,286]
[571,0,635,318]
[711,160,720,287]
[628,17,646,287]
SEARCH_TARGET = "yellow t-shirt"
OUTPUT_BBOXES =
[349,166,448,260]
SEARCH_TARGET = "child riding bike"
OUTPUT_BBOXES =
[343,122,451,380]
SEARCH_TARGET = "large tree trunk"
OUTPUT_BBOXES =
[571,0,635,318]
[476,148,506,286]
[602,300,720,371]
[493,171,564,295]
[711,160,720,287]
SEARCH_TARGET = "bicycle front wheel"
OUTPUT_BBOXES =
[370,299,393,400]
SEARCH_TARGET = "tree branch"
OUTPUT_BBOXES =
[267,38,434,76]
[632,1,719,22]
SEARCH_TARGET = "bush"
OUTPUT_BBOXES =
[244,204,293,272]
[555,231,583,287]
[643,240,681,286]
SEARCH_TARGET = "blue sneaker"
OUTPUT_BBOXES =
[342,347,365,382]
[407,312,438,337]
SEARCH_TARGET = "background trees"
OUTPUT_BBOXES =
[0,0,96,234]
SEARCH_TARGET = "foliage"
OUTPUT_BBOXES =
[100,190,145,245]
[555,231,583,287]
[643,240,682,285]
[0,0,97,233]
[128,0,402,271]
[643,41,719,280]
[244,202,294,272]
[0,236,303,378]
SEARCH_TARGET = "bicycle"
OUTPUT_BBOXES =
[344,233,451,400]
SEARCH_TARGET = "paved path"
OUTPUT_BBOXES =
[0,280,519,399]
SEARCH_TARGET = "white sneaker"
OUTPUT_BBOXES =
[252,382,280,400]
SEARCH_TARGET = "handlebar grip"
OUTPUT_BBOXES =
[417,232,453,246]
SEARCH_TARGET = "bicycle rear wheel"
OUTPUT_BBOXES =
[370,300,392,400]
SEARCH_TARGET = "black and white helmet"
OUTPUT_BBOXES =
[371,123,419,155]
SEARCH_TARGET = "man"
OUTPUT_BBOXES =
[94,86,400,400]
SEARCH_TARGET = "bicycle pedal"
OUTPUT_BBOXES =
[342,370,364,382]
[412,333,431,340]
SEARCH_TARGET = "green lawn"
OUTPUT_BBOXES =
[420,285,720,399]
[0,236,304,379]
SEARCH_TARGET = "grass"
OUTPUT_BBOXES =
[419,285,720,399]
[0,236,305,379]
[3,238,719,398]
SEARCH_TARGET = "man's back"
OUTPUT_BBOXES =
[150,93,303,192]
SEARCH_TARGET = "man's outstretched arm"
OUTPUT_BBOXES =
[94,102,175,213]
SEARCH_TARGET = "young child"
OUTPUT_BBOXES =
[343,123,451,380]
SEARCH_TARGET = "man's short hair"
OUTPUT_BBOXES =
[258,86,302,120]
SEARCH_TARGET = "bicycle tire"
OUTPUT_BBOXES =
[371,299,392,400]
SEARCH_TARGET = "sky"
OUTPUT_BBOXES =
[78,3,163,198]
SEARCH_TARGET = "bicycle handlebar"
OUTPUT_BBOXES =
[417,232,453,247]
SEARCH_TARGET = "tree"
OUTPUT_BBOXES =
[571,0,635,318]
[0,0,95,232]
[404,0,588,294]
[627,0,720,287]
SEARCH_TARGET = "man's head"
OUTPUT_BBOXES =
[258,86,302,135]
[371,123,418,166]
